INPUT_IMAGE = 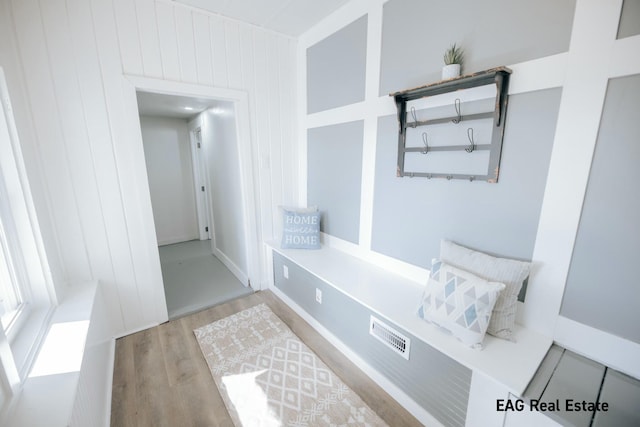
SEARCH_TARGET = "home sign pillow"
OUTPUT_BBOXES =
[281,208,321,249]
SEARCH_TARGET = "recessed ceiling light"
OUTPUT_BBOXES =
[183,106,194,111]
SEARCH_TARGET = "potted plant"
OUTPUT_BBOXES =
[442,43,463,79]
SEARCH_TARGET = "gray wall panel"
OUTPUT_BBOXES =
[371,89,562,268]
[561,74,640,344]
[273,252,471,427]
[307,15,367,113]
[379,0,576,95]
[618,0,640,39]
[308,121,364,244]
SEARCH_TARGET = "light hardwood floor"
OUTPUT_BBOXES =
[110,290,423,427]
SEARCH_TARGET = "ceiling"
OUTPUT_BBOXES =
[173,0,351,36]
[136,91,232,119]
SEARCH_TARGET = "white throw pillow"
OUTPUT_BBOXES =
[440,240,531,341]
[417,260,505,349]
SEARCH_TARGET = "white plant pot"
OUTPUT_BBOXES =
[442,64,461,80]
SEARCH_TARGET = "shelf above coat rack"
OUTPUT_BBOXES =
[391,66,512,182]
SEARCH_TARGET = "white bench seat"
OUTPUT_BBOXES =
[268,242,552,396]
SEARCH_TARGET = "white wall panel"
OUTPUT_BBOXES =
[224,21,243,89]
[192,13,214,86]
[10,0,91,284]
[155,2,181,81]
[174,6,198,84]
[3,0,297,335]
[113,0,143,76]
[40,0,110,283]
[209,15,229,88]
[0,1,65,294]
[66,0,129,334]
[91,0,150,331]
[135,0,163,79]
[252,33,275,241]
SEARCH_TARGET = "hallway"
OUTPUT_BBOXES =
[159,240,254,319]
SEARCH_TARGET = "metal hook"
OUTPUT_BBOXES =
[465,127,475,153]
[410,106,418,128]
[421,132,429,154]
[469,176,475,182]
[452,98,462,124]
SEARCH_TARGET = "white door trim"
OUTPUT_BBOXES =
[124,76,260,291]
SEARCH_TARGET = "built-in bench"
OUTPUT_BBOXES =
[267,242,552,426]
[6,282,113,427]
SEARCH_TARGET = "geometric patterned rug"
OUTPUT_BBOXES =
[194,303,389,426]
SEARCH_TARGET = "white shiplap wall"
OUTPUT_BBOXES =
[3,0,297,336]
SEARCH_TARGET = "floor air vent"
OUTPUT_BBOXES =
[369,316,410,360]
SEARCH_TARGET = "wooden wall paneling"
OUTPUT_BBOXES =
[67,0,137,334]
[91,0,147,332]
[10,0,92,283]
[224,21,243,89]
[209,15,228,88]
[265,35,284,212]
[112,0,143,76]
[252,33,275,241]
[155,2,181,81]
[238,25,263,237]
[0,2,66,291]
[119,77,169,327]
[173,6,198,84]
[278,37,297,206]
[192,12,214,86]
[39,0,112,283]
[134,0,163,79]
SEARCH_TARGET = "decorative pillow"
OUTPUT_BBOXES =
[440,240,531,341]
[417,260,505,349]
[281,208,321,249]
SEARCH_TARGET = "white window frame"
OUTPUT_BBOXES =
[0,67,55,419]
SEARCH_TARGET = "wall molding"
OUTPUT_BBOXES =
[299,0,640,372]
[555,316,640,380]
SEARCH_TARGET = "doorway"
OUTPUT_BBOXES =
[133,82,258,319]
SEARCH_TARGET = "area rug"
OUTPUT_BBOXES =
[194,303,389,427]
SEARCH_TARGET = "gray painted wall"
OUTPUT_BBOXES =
[307,15,367,114]
[379,0,576,95]
[307,121,364,244]
[561,74,640,344]
[273,252,471,427]
[618,0,640,39]
[372,88,562,268]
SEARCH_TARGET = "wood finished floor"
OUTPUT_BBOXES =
[110,290,423,427]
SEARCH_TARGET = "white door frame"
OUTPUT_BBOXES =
[188,121,213,241]
[124,76,260,291]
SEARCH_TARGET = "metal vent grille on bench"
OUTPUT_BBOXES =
[369,316,410,360]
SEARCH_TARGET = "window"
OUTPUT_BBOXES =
[0,223,23,331]
[0,67,54,419]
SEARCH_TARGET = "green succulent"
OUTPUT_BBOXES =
[443,43,464,65]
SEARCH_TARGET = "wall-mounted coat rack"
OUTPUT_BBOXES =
[391,67,512,182]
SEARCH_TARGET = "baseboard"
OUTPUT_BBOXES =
[103,338,116,427]
[157,235,200,246]
[213,248,249,286]
[114,321,161,339]
[268,284,443,427]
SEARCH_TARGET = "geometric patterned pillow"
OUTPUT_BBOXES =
[417,260,505,349]
[440,240,530,341]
